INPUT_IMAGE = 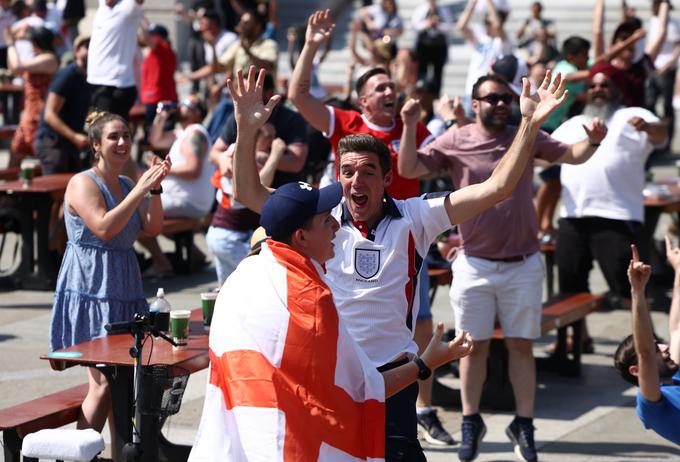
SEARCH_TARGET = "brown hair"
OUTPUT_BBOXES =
[614,334,639,386]
[355,67,389,96]
[337,134,391,174]
[85,111,128,159]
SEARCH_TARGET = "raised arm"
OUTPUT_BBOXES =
[456,0,478,45]
[593,0,605,59]
[288,10,335,133]
[485,0,507,41]
[628,244,660,402]
[444,70,568,225]
[398,98,434,179]
[645,0,670,62]
[230,67,281,214]
[665,236,680,365]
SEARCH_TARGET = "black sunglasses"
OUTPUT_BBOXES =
[475,93,513,105]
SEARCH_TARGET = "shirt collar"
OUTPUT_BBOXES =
[340,193,402,225]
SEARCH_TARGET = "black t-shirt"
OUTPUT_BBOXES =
[219,104,308,187]
[36,62,91,150]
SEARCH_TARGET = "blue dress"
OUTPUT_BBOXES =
[50,170,149,351]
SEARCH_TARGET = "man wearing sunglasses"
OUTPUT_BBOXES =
[399,72,607,462]
[140,94,214,276]
[614,239,680,445]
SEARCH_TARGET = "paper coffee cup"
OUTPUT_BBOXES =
[170,310,191,349]
[200,292,218,329]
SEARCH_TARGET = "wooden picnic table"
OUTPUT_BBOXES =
[42,308,209,462]
[0,173,72,289]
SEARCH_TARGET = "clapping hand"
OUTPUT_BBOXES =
[226,66,281,135]
[628,244,651,292]
[519,69,568,126]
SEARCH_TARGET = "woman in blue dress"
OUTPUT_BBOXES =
[49,111,171,434]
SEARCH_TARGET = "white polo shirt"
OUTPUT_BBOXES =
[325,194,452,368]
[87,0,144,88]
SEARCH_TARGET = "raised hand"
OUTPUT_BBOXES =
[400,98,421,126]
[666,235,680,273]
[583,117,608,145]
[519,69,568,126]
[628,244,651,292]
[306,9,335,48]
[420,323,474,370]
[226,66,281,134]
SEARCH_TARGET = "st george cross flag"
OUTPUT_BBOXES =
[189,240,386,462]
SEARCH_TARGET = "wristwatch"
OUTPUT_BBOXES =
[414,356,432,380]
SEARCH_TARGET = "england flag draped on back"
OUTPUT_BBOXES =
[189,240,386,461]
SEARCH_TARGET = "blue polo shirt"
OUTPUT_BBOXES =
[637,370,680,444]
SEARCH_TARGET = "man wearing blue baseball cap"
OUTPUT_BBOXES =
[190,105,476,461]
[225,65,569,461]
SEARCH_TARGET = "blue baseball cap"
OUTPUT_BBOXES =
[260,181,342,239]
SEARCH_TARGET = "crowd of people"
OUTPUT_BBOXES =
[4,0,674,460]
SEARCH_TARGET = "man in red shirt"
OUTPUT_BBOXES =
[288,10,432,201]
[140,23,178,137]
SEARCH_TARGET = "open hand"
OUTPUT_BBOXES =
[666,235,680,273]
[520,69,568,126]
[583,117,608,145]
[226,66,281,134]
[400,98,421,126]
[306,9,335,47]
[420,323,474,370]
[628,244,651,292]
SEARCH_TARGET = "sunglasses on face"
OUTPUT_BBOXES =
[181,98,199,110]
[588,82,610,90]
[475,93,513,106]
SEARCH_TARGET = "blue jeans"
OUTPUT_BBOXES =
[205,226,252,286]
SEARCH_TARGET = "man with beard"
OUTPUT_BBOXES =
[614,239,680,445]
[398,73,607,462]
[550,62,667,312]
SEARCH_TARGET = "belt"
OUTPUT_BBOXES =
[480,252,535,263]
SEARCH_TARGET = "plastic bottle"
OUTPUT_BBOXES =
[149,288,172,332]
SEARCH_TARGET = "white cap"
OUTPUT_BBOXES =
[156,288,165,297]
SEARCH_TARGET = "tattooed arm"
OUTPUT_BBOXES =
[170,128,209,179]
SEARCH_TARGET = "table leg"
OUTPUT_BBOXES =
[100,366,134,462]
[13,192,59,290]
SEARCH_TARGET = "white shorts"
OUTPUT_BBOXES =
[449,252,544,341]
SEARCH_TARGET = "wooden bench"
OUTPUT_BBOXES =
[0,383,88,462]
[481,292,604,410]
[161,215,212,274]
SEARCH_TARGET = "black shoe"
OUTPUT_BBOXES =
[505,420,538,462]
[458,418,486,461]
[417,409,455,446]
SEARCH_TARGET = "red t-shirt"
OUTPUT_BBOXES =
[140,41,178,104]
[326,106,433,200]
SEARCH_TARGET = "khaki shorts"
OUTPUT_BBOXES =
[449,252,544,341]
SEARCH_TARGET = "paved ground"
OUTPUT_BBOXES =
[2,160,680,461]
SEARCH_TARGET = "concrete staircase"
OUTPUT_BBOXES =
[276,0,657,97]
